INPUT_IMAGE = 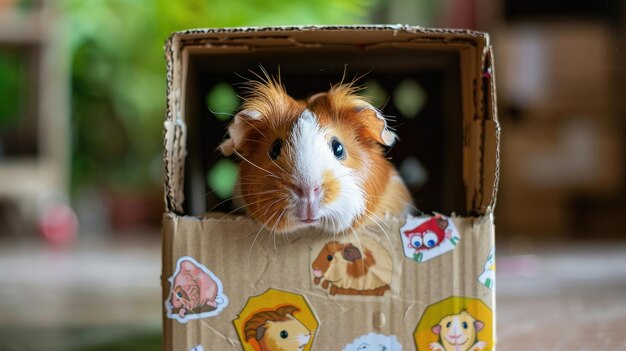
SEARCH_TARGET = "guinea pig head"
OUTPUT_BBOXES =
[220,79,397,234]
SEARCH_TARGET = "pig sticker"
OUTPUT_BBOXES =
[165,256,228,323]
[399,214,460,263]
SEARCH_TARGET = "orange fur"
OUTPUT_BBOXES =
[345,248,376,279]
[321,170,340,205]
[308,84,411,227]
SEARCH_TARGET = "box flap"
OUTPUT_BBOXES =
[163,25,500,216]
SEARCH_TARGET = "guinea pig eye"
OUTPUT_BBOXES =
[462,322,468,329]
[280,330,288,339]
[410,235,423,248]
[423,232,439,248]
[176,292,182,298]
[269,139,282,160]
[327,254,333,261]
[330,138,345,160]
[446,322,451,328]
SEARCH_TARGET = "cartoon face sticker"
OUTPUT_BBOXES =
[342,333,403,351]
[478,248,495,290]
[165,256,228,323]
[233,288,319,351]
[244,305,312,351]
[430,311,486,351]
[414,296,493,351]
[400,215,461,262]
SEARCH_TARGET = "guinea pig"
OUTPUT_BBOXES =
[219,77,413,234]
[170,259,219,317]
[311,235,392,296]
[244,305,312,351]
[430,311,486,351]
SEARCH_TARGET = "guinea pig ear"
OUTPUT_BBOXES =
[219,109,262,156]
[353,104,398,147]
[342,245,362,262]
[255,325,266,341]
[431,325,442,335]
[474,320,485,332]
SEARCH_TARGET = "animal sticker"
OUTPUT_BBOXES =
[234,288,319,351]
[311,236,393,296]
[342,333,403,351]
[430,311,486,351]
[414,296,493,351]
[399,214,460,262]
[189,346,204,351]
[478,248,495,290]
[165,256,228,323]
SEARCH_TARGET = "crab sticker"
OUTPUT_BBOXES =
[165,256,228,323]
[342,333,403,351]
[233,288,319,351]
[399,214,460,262]
[414,296,493,351]
[478,248,495,290]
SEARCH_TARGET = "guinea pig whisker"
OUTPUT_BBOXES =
[205,191,280,212]
[363,209,394,251]
[349,227,364,256]
[247,210,281,266]
[212,199,272,226]
[366,194,420,212]
[269,158,287,174]
[261,197,288,217]
[270,208,288,259]
[237,114,272,143]
[233,150,277,177]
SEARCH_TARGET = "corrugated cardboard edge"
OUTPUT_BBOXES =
[162,24,500,216]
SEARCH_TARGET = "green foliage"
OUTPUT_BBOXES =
[0,52,25,128]
[60,0,374,192]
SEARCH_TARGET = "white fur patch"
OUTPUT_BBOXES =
[288,109,365,233]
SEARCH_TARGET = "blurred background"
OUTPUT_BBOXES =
[0,0,624,350]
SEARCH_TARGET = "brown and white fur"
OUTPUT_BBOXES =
[311,236,392,296]
[430,311,487,351]
[244,305,312,351]
[219,77,413,234]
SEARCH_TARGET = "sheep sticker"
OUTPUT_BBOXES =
[311,236,393,296]
[429,311,486,351]
[414,296,493,351]
[342,333,403,351]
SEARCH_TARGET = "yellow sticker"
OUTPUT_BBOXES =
[414,296,493,351]
[233,288,319,351]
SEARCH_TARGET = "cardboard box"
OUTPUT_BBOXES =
[162,25,499,351]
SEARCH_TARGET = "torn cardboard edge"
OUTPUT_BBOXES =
[163,25,500,217]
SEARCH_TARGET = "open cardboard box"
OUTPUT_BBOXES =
[162,25,499,351]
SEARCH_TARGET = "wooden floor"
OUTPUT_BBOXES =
[0,235,625,350]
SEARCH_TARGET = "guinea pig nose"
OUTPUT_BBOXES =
[294,184,322,198]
